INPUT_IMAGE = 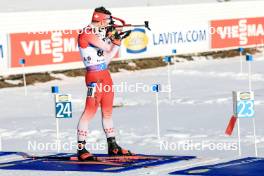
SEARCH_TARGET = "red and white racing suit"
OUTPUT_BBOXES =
[77,24,119,141]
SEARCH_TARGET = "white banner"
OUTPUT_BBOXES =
[120,21,210,58]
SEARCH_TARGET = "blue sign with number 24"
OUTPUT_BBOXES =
[56,102,72,118]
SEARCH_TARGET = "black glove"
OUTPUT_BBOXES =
[120,30,131,39]
[106,26,122,46]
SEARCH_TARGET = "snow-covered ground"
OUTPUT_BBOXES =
[1,53,264,175]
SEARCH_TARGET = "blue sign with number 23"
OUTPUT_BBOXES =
[237,100,254,118]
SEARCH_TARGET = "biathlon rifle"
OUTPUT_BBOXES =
[107,16,151,39]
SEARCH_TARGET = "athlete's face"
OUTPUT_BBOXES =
[99,18,111,28]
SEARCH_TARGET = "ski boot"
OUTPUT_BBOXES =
[77,141,97,161]
[107,137,133,156]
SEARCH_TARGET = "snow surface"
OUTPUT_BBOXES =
[1,52,264,175]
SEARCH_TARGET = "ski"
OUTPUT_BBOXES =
[42,160,124,166]
[98,155,162,163]
[17,152,162,165]
[18,153,127,167]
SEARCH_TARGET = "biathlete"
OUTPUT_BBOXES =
[77,6,133,161]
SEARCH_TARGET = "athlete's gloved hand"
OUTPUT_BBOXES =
[120,30,131,39]
[106,26,122,46]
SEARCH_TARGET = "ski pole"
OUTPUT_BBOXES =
[163,56,173,102]
[238,48,244,74]
[152,84,161,139]
[246,54,258,157]
[19,58,27,96]
[51,86,61,153]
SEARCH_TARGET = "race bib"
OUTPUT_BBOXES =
[87,82,97,97]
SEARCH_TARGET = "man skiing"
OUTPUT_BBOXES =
[77,6,133,161]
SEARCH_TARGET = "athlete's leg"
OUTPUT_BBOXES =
[100,72,133,156]
[100,73,115,138]
[77,90,101,161]
[77,71,103,160]
[77,71,104,141]
[77,95,100,141]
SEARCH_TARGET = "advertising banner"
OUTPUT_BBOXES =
[120,21,210,58]
[211,17,264,49]
[10,30,81,68]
